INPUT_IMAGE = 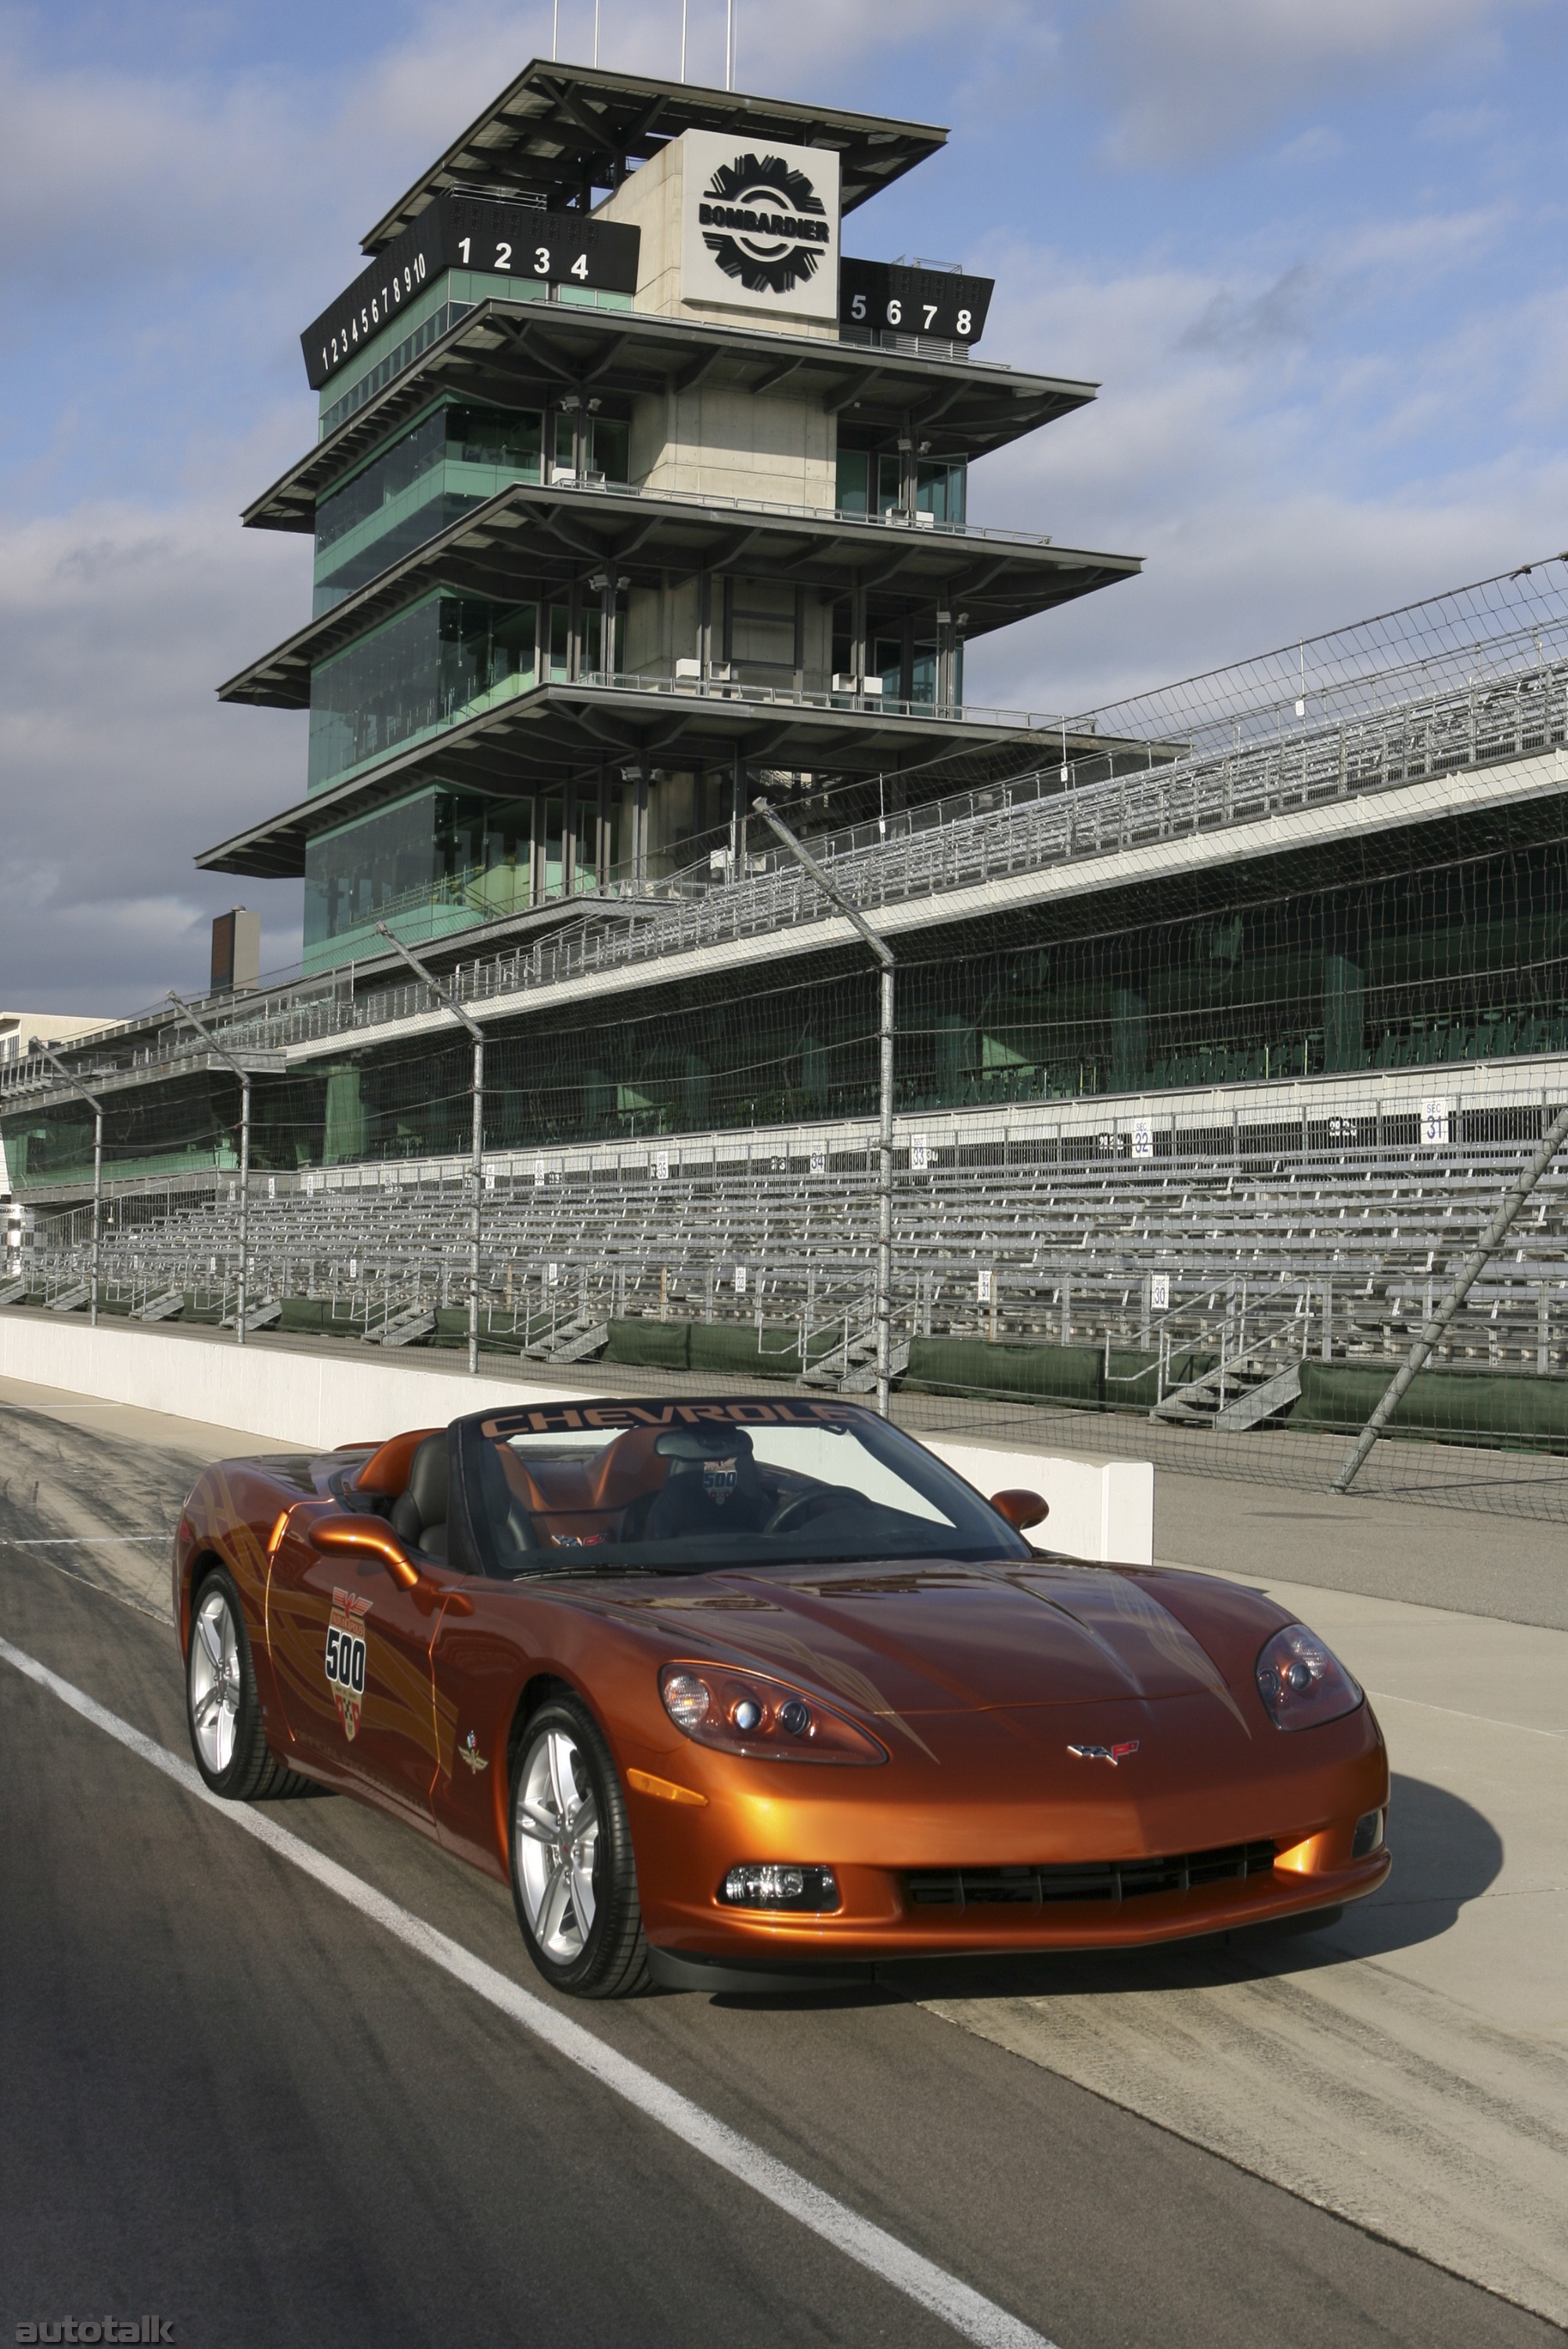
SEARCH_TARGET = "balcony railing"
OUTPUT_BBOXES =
[492,467,1051,549]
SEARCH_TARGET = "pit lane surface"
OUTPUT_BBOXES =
[1,1391,1559,2349]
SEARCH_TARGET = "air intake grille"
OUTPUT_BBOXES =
[904,1839,1277,1912]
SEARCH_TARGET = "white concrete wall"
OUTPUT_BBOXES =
[924,1441,1154,1568]
[0,1315,1154,1565]
[597,138,687,318]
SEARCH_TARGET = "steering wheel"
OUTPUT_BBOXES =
[764,1485,862,1536]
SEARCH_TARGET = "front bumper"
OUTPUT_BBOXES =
[644,1842,1389,1965]
[626,1692,1391,1965]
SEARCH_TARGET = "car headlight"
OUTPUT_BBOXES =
[659,1663,886,1764]
[1255,1622,1363,1731]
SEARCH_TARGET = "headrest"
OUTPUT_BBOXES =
[654,1427,755,1462]
[351,1425,443,1499]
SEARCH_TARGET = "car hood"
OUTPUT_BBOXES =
[581,1557,1256,1731]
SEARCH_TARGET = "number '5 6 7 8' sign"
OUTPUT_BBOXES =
[838,258,993,345]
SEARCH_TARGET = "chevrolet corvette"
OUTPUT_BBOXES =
[175,1396,1389,1997]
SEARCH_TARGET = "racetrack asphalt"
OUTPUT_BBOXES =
[1,1398,1561,2349]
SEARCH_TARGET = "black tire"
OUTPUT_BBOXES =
[509,1695,649,1999]
[186,1565,319,1801]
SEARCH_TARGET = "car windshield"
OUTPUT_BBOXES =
[460,1399,1033,1578]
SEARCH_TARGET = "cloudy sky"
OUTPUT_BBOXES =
[2,0,1565,1012]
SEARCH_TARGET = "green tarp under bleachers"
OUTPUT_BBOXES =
[902,1336,1217,1409]
[1292,1360,1568,1449]
[604,1319,838,1377]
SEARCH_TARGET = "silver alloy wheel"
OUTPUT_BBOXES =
[515,1725,600,1961]
[189,1585,242,1776]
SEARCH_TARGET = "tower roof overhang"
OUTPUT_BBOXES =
[243,300,1098,535]
[359,60,946,254]
[219,482,1142,712]
[196,680,1155,879]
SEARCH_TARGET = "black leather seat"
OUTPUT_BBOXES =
[391,1432,449,1559]
[646,1443,769,1541]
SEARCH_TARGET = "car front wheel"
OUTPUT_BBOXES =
[186,1567,315,1801]
[510,1696,648,1998]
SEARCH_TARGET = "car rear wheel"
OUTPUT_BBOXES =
[510,1697,648,1998]
[186,1567,317,1802]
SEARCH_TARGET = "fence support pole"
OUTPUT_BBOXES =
[375,926,486,1374]
[32,1040,106,1327]
[237,1075,251,1342]
[169,994,268,1344]
[91,1109,103,1327]
[753,798,896,1416]
[1334,1098,1568,1492]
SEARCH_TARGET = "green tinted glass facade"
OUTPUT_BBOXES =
[313,402,547,612]
[834,449,966,522]
[307,593,540,791]
[303,787,543,968]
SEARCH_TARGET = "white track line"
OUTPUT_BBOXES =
[0,1634,1056,2349]
[0,1535,168,1546]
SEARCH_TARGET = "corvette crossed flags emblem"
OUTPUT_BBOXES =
[1067,1740,1140,1765]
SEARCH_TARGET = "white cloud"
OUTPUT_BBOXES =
[1087,0,1542,164]
[957,233,1568,716]
[0,499,308,1011]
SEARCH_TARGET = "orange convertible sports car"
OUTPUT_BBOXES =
[175,1396,1390,1997]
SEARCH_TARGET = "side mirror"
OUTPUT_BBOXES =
[310,1514,423,1590]
[991,1488,1049,1532]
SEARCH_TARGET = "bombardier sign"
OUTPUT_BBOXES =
[680,128,841,325]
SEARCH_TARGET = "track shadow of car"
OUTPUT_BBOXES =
[701,1773,1500,2008]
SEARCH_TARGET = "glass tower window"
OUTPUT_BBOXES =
[834,449,966,523]
[313,403,545,613]
[835,449,869,514]
[304,787,541,964]
[834,453,902,516]
[589,417,629,482]
[550,413,631,482]
[308,593,539,792]
[917,459,966,525]
[316,411,445,554]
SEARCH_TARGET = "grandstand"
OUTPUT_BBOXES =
[6,561,1568,1514]
[9,1048,1568,1514]
[3,61,1566,1517]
